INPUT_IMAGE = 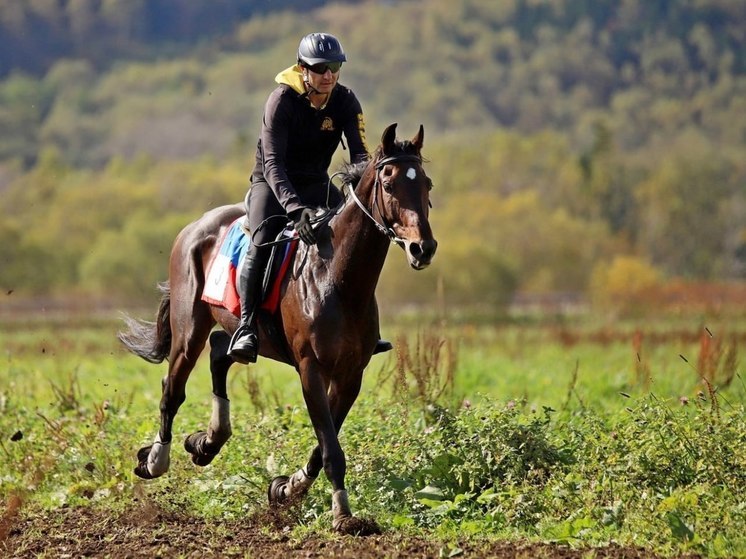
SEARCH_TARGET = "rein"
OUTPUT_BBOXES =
[345,181,401,245]
[343,153,423,247]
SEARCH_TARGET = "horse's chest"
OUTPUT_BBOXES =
[286,257,378,368]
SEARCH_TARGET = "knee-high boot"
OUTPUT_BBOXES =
[227,244,268,364]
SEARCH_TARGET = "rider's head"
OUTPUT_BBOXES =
[297,33,346,79]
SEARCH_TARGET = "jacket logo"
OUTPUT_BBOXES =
[321,117,335,131]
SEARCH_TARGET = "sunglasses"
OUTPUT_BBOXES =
[306,61,342,74]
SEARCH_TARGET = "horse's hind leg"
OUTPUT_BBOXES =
[184,330,234,466]
[135,311,212,479]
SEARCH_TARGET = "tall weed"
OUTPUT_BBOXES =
[377,328,459,408]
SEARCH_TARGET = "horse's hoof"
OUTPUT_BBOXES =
[267,475,290,506]
[134,445,156,479]
[136,445,153,463]
[134,462,156,479]
[332,516,381,536]
[193,455,213,466]
[184,432,217,466]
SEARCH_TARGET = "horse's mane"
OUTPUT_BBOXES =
[338,159,368,192]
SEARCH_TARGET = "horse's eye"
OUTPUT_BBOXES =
[382,179,393,193]
[427,178,434,191]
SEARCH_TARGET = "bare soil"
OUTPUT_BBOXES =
[1,501,703,559]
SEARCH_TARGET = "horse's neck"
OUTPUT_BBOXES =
[328,192,390,304]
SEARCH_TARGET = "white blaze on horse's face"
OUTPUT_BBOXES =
[385,163,436,271]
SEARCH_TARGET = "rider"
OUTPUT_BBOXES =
[228,32,392,364]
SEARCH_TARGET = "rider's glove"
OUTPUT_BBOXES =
[290,207,317,245]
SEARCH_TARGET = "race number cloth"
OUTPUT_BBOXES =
[201,219,298,316]
[202,218,247,316]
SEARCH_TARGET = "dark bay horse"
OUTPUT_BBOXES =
[119,123,437,534]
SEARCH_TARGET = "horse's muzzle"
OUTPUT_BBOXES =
[406,239,438,270]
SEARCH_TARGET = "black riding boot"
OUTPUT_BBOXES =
[228,245,268,364]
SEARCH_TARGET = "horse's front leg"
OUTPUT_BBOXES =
[269,365,377,534]
[184,331,234,466]
[268,373,348,504]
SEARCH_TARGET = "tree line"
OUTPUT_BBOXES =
[0,0,744,313]
[0,0,339,78]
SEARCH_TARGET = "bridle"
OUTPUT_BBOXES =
[254,152,425,249]
[343,153,423,247]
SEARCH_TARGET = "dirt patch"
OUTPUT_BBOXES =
[1,503,701,559]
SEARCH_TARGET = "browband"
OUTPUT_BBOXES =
[375,154,422,170]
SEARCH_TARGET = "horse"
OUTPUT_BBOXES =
[118,123,437,534]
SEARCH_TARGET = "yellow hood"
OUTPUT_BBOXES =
[275,64,306,95]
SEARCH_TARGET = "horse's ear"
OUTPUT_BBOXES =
[412,124,424,151]
[381,123,397,155]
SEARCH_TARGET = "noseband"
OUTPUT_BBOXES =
[344,153,423,246]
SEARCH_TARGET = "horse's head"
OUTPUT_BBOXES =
[368,123,438,270]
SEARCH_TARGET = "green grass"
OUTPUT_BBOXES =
[1,314,745,557]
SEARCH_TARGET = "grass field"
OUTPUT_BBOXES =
[1,310,745,558]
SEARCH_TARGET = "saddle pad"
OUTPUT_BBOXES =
[202,219,299,316]
[202,218,248,316]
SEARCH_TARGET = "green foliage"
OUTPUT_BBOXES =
[2,0,745,167]
[0,220,45,293]
[0,154,245,296]
[0,72,53,165]
[635,148,743,278]
[78,211,187,297]
[589,255,662,313]
[0,0,339,77]
[1,0,745,301]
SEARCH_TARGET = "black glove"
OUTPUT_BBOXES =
[291,207,317,245]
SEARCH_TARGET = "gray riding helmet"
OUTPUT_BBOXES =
[297,33,347,66]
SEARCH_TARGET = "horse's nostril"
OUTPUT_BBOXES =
[409,240,437,262]
[421,239,437,261]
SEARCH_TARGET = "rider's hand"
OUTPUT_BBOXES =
[290,207,317,245]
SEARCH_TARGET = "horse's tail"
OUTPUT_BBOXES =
[118,281,172,363]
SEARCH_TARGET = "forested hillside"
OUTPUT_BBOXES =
[0,0,345,78]
[1,0,744,314]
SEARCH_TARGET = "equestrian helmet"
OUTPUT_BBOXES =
[297,33,347,66]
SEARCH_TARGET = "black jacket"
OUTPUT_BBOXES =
[251,65,369,215]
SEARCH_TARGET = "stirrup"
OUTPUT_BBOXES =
[373,339,393,355]
[228,324,258,364]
